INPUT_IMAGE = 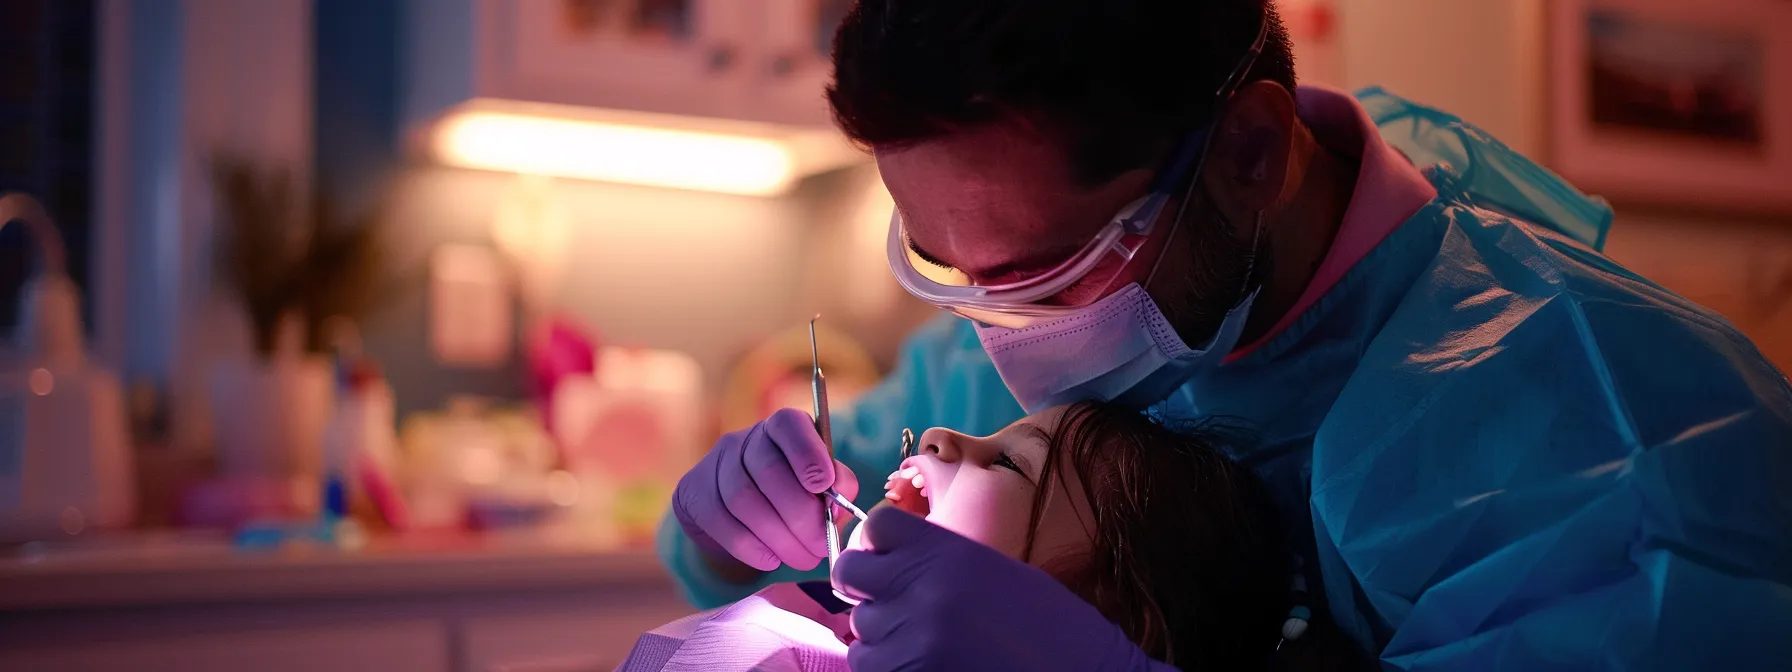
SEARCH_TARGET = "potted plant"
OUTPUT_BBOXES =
[206,156,395,488]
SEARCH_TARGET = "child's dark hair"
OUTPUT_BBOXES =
[1018,401,1322,670]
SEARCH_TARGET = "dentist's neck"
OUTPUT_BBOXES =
[1239,128,1359,345]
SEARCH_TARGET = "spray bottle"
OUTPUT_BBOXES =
[316,326,368,547]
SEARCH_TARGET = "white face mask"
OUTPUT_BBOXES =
[972,282,1257,414]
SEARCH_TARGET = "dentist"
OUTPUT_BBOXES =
[662,1,1792,669]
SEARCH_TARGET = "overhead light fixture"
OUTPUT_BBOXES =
[426,99,864,197]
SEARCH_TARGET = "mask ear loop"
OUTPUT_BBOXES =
[1141,179,1269,318]
[1237,209,1268,305]
[1144,4,1269,294]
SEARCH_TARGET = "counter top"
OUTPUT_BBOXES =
[0,529,672,611]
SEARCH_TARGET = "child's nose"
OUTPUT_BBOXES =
[917,427,964,462]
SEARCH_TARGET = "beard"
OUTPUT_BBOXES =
[1145,193,1269,349]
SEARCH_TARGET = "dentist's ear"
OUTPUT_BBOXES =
[1203,81,1297,226]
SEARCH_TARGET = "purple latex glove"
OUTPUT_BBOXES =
[835,507,1174,672]
[673,408,861,571]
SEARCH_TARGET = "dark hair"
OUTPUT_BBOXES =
[1019,401,1287,669]
[827,0,1299,187]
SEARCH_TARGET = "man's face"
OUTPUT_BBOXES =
[876,121,1259,345]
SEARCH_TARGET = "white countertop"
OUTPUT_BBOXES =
[0,529,673,611]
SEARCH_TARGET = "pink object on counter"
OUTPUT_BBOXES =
[525,315,599,434]
[356,452,410,532]
[175,476,304,529]
[570,400,666,479]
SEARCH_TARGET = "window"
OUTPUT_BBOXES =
[0,0,95,334]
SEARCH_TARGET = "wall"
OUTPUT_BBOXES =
[308,2,928,421]
[100,0,315,384]
[92,0,317,459]
[1337,0,1547,156]
[1280,0,1344,88]
[369,166,778,417]
[1602,209,1792,370]
[360,161,927,420]
[1336,0,1792,373]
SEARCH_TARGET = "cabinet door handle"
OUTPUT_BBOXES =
[770,53,798,78]
[707,45,737,73]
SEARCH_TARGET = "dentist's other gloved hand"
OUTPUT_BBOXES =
[672,408,860,572]
[835,507,1173,672]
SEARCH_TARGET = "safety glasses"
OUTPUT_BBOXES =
[885,14,1272,329]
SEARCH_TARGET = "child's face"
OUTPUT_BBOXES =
[847,406,1096,570]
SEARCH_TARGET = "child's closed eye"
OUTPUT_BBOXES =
[993,452,1027,477]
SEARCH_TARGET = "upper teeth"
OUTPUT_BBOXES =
[884,466,930,500]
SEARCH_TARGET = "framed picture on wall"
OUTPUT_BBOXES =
[1548,0,1792,214]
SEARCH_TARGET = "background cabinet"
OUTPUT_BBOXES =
[0,547,696,672]
[407,0,852,131]
[0,621,453,672]
[755,0,853,128]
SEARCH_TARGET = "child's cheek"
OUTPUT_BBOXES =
[927,477,1032,560]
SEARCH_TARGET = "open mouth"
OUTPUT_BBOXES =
[883,464,932,518]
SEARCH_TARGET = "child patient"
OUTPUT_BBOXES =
[620,401,1348,671]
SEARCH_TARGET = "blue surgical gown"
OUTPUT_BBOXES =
[658,88,1792,669]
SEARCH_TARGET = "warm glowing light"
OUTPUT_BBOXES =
[434,111,799,196]
[28,368,53,396]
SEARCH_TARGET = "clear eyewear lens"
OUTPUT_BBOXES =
[903,239,973,287]
[895,196,1155,292]
[890,195,1162,312]
[950,304,1078,330]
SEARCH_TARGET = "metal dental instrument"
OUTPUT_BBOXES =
[812,316,864,605]
[829,489,868,521]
